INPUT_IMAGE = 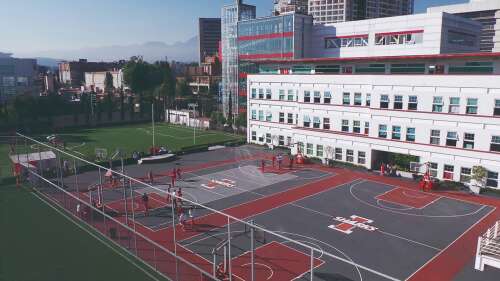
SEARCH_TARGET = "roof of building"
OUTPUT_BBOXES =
[251,52,500,64]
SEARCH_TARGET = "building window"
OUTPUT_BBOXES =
[432,96,443,112]
[251,110,256,120]
[495,99,500,116]
[303,116,311,127]
[287,113,293,124]
[408,96,418,110]
[354,93,362,106]
[251,88,257,99]
[287,90,295,101]
[406,128,416,142]
[487,171,499,188]
[304,91,311,102]
[278,135,285,146]
[314,91,321,103]
[279,90,285,100]
[266,89,272,99]
[313,117,320,129]
[466,98,478,114]
[342,120,349,132]
[443,165,454,180]
[266,133,272,143]
[335,148,342,160]
[463,133,474,149]
[358,151,366,164]
[491,136,500,152]
[258,89,264,99]
[258,133,264,142]
[429,162,438,178]
[366,94,371,107]
[380,95,389,109]
[306,143,313,155]
[430,130,440,145]
[392,126,401,140]
[316,145,324,157]
[375,31,423,46]
[460,167,471,183]
[379,125,388,138]
[449,97,460,114]
[279,112,285,123]
[298,142,304,154]
[353,121,361,133]
[286,136,292,146]
[323,118,330,130]
[251,131,256,141]
[324,91,332,104]
[343,92,350,105]
[342,66,353,74]
[394,95,403,110]
[364,122,370,135]
[346,150,354,162]
[446,132,458,147]
[258,110,264,121]
[266,112,272,122]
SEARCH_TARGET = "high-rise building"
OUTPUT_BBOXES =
[427,0,500,52]
[0,53,37,104]
[308,0,414,25]
[198,18,221,64]
[273,0,308,15]
[221,0,256,117]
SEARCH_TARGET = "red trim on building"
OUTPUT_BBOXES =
[248,52,500,64]
[239,53,294,60]
[239,89,247,97]
[375,29,424,36]
[325,34,369,39]
[239,72,248,79]
[238,31,294,41]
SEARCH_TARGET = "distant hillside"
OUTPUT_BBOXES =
[16,37,198,63]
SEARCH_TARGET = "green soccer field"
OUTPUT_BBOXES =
[28,122,244,161]
[0,184,167,281]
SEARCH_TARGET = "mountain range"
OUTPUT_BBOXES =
[14,36,199,67]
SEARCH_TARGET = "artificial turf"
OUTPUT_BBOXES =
[0,184,167,281]
[33,122,243,160]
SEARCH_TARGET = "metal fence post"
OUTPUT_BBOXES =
[251,222,255,281]
[310,248,314,281]
[129,180,138,256]
[227,217,232,281]
[171,198,179,281]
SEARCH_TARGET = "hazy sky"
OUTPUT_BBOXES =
[0,0,469,54]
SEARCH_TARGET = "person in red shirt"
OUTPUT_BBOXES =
[176,167,182,180]
[142,193,150,216]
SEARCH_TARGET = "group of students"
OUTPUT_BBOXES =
[142,166,196,230]
[380,163,399,177]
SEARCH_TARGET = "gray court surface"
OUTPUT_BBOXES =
[180,180,496,281]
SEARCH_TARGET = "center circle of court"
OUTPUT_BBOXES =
[349,180,484,218]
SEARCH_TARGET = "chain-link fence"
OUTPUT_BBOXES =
[13,132,400,281]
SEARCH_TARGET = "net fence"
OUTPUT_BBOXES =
[11,132,401,281]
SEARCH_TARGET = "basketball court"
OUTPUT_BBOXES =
[17,138,500,281]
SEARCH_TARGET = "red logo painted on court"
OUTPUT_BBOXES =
[328,215,378,234]
[201,178,236,189]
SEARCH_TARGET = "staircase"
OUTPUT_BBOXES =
[475,221,500,271]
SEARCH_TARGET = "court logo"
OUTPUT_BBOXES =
[201,178,236,189]
[328,215,378,235]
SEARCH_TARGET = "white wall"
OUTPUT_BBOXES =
[247,73,500,186]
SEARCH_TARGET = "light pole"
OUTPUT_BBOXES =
[188,103,198,145]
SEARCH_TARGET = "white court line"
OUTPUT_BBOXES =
[30,191,162,281]
[376,199,414,211]
[350,181,488,218]
[404,206,496,281]
[288,202,442,252]
[374,187,442,210]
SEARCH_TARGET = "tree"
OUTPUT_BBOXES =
[471,166,488,193]
[104,72,114,94]
[234,113,247,132]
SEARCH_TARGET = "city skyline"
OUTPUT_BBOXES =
[1,0,468,58]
